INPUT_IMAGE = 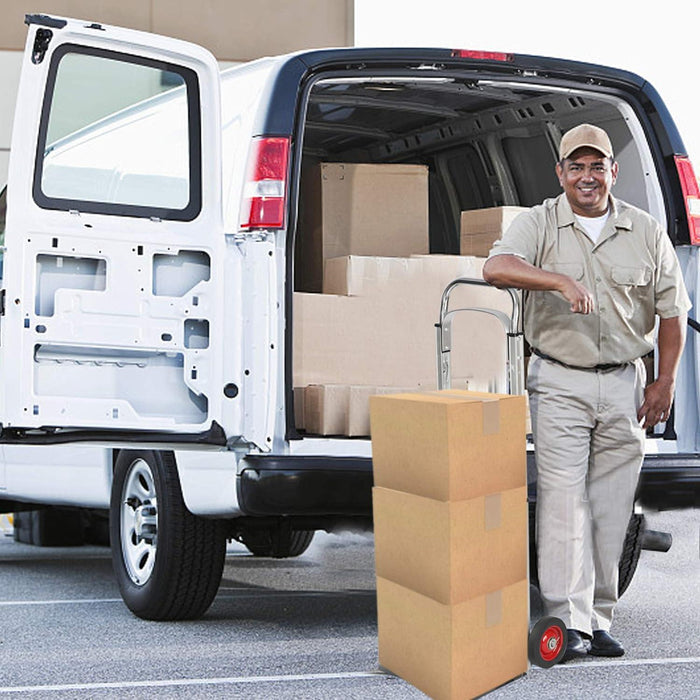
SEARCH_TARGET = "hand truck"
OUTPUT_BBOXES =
[436,277,567,668]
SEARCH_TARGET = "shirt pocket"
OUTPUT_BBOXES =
[611,266,651,287]
[610,265,652,317]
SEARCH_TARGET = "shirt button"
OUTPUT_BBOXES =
[596,276,602,282]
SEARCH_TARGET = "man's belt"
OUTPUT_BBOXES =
[531,347,628,371]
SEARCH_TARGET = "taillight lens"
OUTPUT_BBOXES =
[675,156,700,245]
[240,136,290,229]
[451,49,513,62]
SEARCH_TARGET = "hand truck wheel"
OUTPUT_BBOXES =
[528,616,567,668]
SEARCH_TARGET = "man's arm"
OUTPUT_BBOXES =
[482,254,595,314]
[637,315,687,429]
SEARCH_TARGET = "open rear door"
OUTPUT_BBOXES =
[0,16,241,446]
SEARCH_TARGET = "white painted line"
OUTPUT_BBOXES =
[0,671,389,695]
[0,589,374,607]
[538,656,700,670]
[0,598,122,607]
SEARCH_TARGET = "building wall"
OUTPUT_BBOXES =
[0,0,354,184]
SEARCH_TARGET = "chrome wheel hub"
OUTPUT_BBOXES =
[120,459,158,585]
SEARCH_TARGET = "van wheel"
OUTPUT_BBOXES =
[238,527,315,558]
[110,450,226,620]
[528,505,644,598]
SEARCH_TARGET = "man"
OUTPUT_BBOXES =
[482,123,690,661]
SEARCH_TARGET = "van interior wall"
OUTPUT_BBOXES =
[292,77,656,437]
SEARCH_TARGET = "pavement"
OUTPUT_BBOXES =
[0,508,697,699]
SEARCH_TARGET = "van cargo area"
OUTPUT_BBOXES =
[290,70,665,439]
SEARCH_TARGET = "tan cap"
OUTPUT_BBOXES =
[559,123,613,160]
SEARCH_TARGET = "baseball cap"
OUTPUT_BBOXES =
[559,123,614,160]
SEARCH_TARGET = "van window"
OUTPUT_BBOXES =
[34,45,202,221]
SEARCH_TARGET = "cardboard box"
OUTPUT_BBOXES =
[377,577,528,700]
[296,163,429,291]
[295,255,515,391]
[370,390,526,501]
[373,485,527,604]
[460,206,527,257]
[303,384,350,435]
[300,384,419,436]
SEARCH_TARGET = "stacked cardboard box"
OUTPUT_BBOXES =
[294,255,515,435]
[370,390,529,699]
[296,162,430,292]
[460,206,528,257]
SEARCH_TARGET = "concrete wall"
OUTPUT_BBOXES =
[0,1,354,60]
[0,0,354,185]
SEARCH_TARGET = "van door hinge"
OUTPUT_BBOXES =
[0,289,6,316]
[31,28,54,64]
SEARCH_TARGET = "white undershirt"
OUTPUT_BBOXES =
[574,210,610,244]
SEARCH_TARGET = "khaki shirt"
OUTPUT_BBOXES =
[489,194,691,367]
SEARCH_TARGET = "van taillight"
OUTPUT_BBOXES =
[240,136,290,230]
[675,156,700,245]
[451,49,513,62]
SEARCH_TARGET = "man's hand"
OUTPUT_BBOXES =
[558,276,595,314]
[637,315,687,429]
[637,376,674,429]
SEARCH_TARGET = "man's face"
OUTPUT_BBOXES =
[556,147,618,217]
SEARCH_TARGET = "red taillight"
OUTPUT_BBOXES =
[240,136,290,229]
[451,49,513,62]
[675,155,700,245]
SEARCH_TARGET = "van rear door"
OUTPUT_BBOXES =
[1,16,250,446]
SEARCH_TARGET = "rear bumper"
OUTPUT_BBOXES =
[238,455,373,517]
[237,451,699,520]
[527,451,700,510]
[636,453,700,510]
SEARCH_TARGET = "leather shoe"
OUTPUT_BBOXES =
[589,630,625,657]
[561,629,590,662]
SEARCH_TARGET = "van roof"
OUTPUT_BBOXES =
[222,47,685,158]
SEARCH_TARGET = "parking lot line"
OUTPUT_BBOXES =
[0,671,389,695]
[0,598,122,606]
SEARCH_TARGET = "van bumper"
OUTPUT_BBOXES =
[237,455,373,517]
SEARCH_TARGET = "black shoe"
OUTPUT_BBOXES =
[561,629,590,662]
[589,630,625,657]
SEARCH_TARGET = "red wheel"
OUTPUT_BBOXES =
[528,616,567,668]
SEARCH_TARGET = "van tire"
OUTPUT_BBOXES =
[110,449,226,620]
[618,513,645,597]
[528,504,644,598]
[239,528,315,558]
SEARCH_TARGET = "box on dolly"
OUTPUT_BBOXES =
[370,390,566,700]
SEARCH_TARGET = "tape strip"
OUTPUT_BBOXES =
[484,493,502,530]
[486,590,503,628]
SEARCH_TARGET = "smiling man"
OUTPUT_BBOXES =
[482,123,690,662]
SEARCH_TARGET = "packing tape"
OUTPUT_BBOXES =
[481,400,500,435]
[426,391,501,434]
[486,590,503,628]
[484,493,502,530]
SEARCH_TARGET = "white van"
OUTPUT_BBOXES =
[1,15,698,619]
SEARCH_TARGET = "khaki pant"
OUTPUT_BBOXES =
[527,355,646,634]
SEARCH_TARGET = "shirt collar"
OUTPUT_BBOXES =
[556,193,633,231]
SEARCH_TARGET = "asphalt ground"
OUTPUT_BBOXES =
[0,508,698,699]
